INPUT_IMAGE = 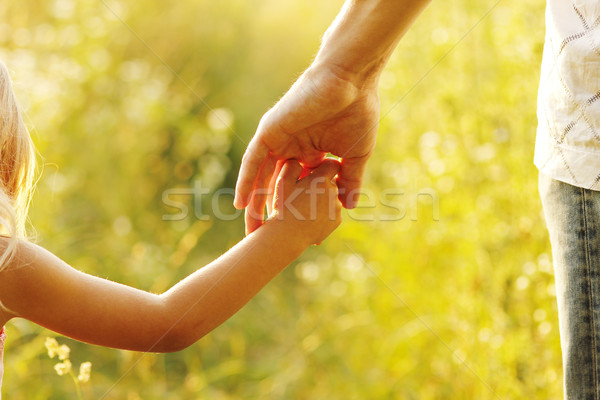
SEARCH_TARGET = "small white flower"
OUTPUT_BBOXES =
[57,344,71,361]
[78,362,92,383]
[54,359,72,376]
[45,337,60,359]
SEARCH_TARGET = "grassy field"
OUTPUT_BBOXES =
[0,0,557,398]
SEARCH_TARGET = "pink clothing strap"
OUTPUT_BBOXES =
[0,326,5,398]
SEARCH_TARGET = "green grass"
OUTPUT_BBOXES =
[1,0,558,398]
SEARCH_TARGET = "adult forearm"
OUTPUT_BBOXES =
[159,219,306,351]
[314,0,431,85]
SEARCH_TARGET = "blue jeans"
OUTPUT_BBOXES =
[540,173,600,399]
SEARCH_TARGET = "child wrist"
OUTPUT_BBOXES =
[263,218,313,250]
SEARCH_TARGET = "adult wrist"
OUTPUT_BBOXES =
[306,59,382,93]
[312,0,431,89]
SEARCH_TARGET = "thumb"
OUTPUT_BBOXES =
[307,158,341,181]
[337,156,368,209]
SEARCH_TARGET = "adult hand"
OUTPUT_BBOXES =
[235,63,380,234]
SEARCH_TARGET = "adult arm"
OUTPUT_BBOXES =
[235,0,432,233]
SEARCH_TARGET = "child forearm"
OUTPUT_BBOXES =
[158,219,307,351]
[0,224,306,354]
[0,160,338,353]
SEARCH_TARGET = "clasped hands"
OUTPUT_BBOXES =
[234,64,380,238]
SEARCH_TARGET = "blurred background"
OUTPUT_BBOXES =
[1,0,556,399]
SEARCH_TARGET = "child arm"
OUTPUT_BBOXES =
[0,160,341,352]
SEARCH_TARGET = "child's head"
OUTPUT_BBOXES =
[0,60,36,266]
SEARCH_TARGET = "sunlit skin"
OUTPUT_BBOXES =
[235,0,432,233]
[0,160,341,353]
[0,0,558,397]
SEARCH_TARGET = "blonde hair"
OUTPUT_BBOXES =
[0,60,36,269]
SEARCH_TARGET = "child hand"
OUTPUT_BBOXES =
[268,158,342,246]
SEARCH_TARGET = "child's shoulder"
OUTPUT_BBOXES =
[0,237,49,269]
[0,238,53,325]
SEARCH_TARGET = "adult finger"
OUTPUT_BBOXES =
[244,157,276,235]
[337,155,369,209]
[234,136,270,209]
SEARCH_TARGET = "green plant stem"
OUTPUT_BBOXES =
[69,369,83,400]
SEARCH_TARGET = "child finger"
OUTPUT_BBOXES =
[280,160,304,184]
[244,157,276,235]
[307,158,341,180]
[267,160,284,216]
